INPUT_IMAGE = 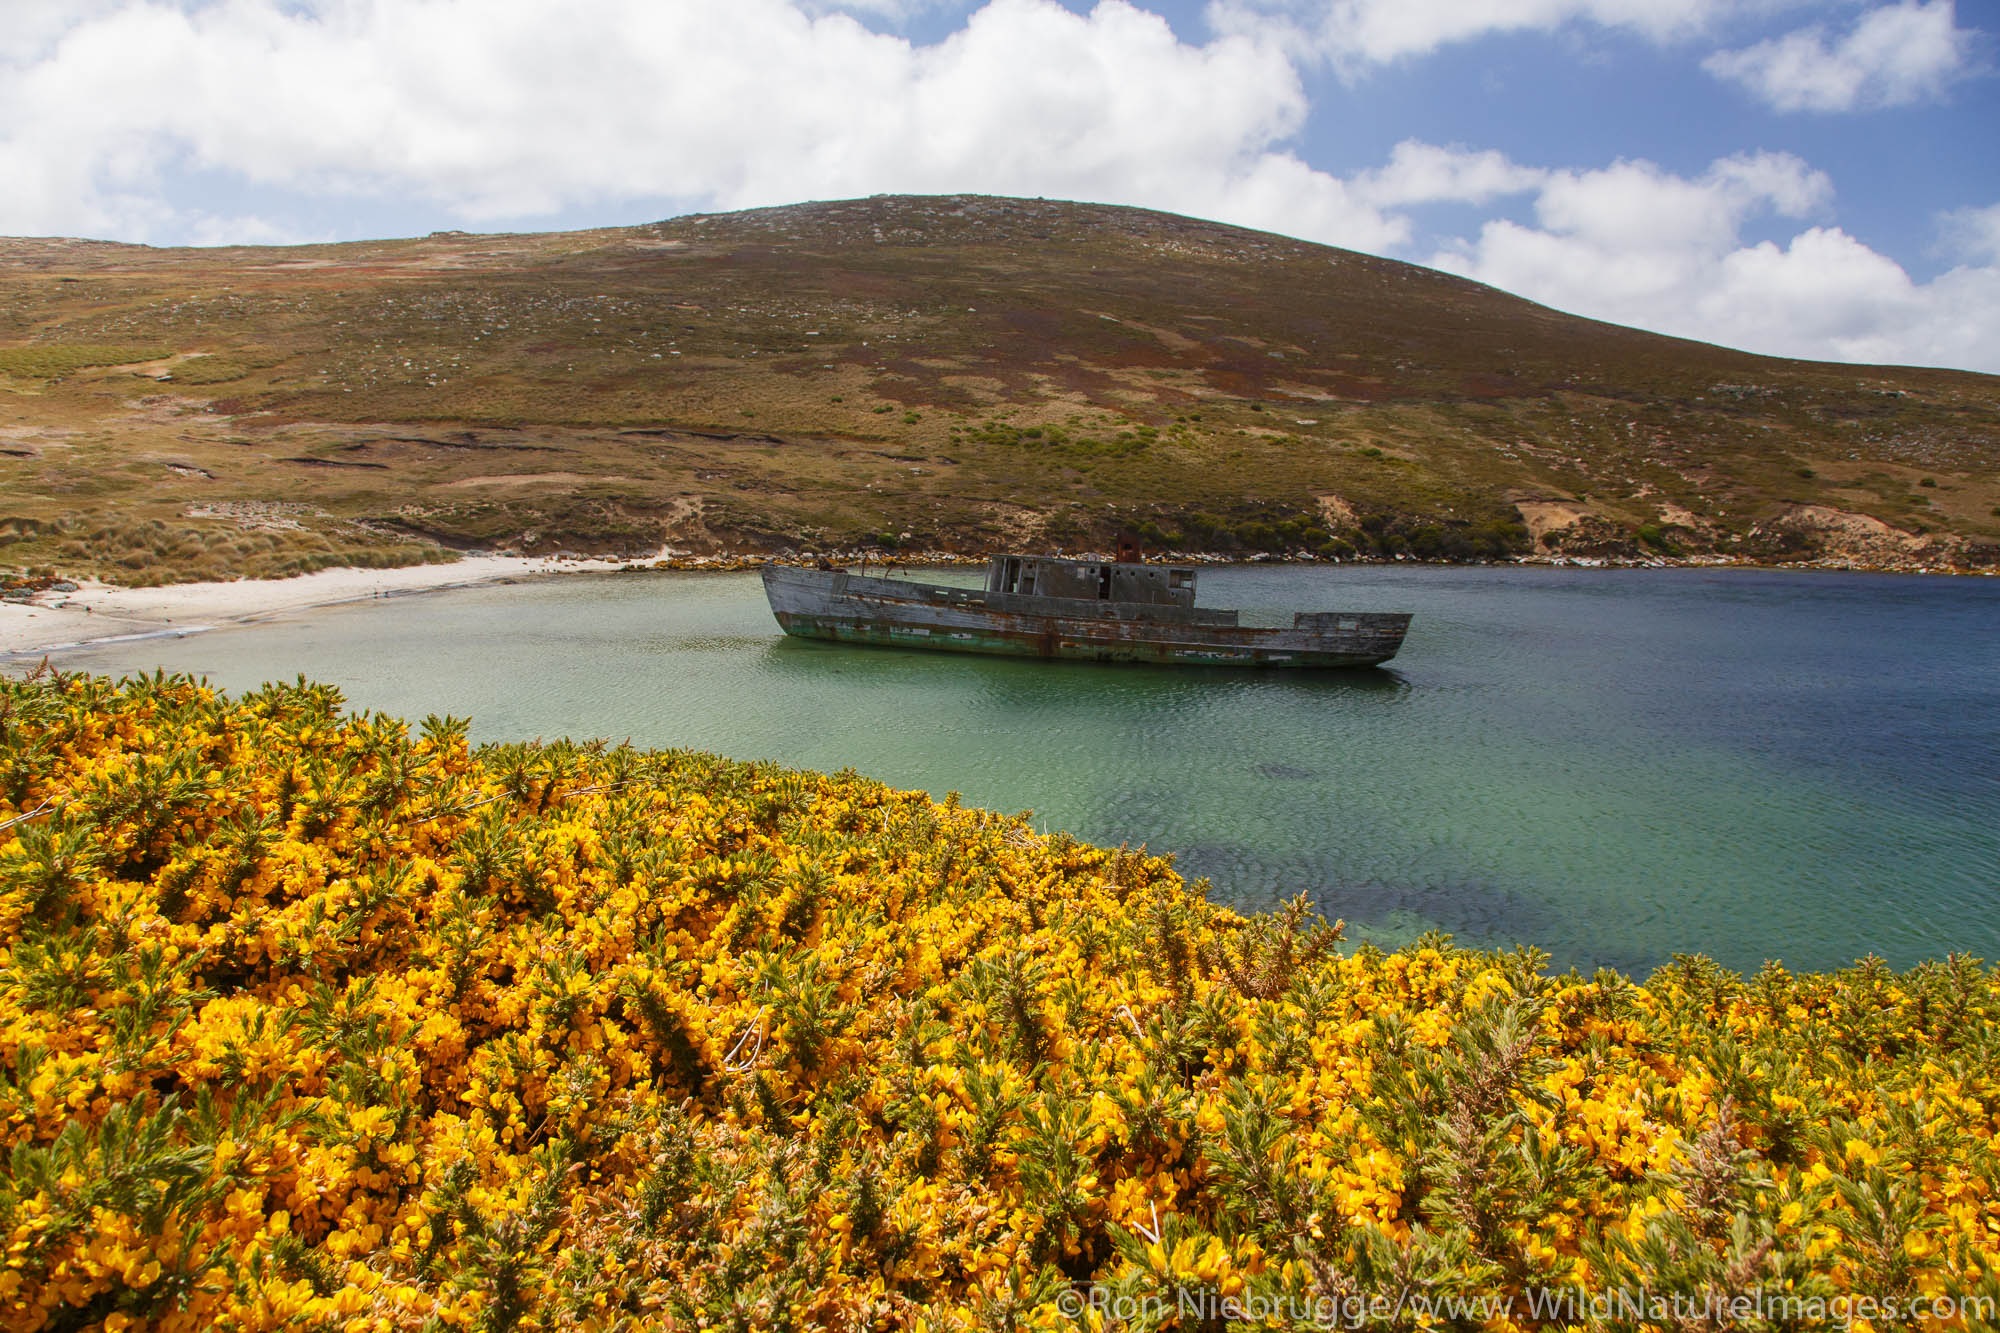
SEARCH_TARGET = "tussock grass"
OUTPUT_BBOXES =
[0,514,456,586]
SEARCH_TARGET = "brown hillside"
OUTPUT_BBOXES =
[1,194,1996,581]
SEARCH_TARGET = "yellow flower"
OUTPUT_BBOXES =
[7,673,2000,1329]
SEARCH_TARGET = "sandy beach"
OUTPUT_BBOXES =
[10,543,1990,663]
[0,552,664,659]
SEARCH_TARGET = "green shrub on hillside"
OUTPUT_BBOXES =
[0,344,172,379]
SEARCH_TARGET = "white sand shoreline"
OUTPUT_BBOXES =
[8,546,1991,662]
[0,551,665,658]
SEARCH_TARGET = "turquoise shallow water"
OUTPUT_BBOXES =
[40,564,2000,975]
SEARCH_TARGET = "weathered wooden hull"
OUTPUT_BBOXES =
[762,567,1410,667]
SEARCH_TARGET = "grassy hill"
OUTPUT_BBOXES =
[2,194,1997,583]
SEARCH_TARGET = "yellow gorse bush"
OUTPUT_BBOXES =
[2,671,1998,1331]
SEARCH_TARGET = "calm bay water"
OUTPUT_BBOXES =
[44,564,2000,975]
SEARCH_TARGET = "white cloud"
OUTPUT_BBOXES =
[1354,140,1548,208]
[2,1,1996,373]
[803,0,976,21]
[1429,157,2000,371]
[1940,201,2000,264]
[0,0,131,66]
[1704,0,1975,112]
[0,0,1411,250]
[1206,0,1734,70]
[1531,151,1830,256]
[1710,228,2000,370]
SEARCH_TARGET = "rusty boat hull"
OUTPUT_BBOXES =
[762,567,1411,668]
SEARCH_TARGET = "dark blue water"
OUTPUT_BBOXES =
[46,565,2000,975]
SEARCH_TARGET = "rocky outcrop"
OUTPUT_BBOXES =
[1745,504,1994,570]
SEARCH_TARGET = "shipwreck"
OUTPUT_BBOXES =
[761,554,1411,668]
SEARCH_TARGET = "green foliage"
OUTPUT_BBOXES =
[0,344,171,379]
[163,349,289,385]
[1345,511,1531,561]
[960,418,1153,459]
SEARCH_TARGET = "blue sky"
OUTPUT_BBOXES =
[3,0,1997,371]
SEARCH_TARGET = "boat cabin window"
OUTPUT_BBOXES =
[987,555,1196,606]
